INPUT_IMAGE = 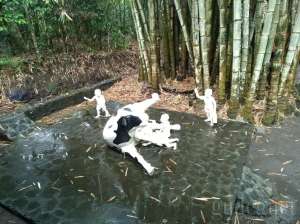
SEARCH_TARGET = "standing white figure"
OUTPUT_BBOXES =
[84,89,110,118]
[194,88,217,126]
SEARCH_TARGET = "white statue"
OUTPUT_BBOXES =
[84,89,110,118]
[135,113,181,150]
[194,88,217,126]
[102,93,160,175]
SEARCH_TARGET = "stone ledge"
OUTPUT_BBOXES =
[23,77,121,121]
[0,77,120,140]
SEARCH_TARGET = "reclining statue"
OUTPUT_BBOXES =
[102,93,180,175]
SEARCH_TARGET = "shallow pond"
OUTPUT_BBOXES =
[0,102,253,224]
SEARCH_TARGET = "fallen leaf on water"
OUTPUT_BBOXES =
[192,196,221,201]
[282,160,293,166]
[171,197,178,203]
[17,185,33,192]
[267,172,288,177]
[107,196,116,202]
[252,201,263,206]
[193,197,209,201]
[182,184,191,192]
[200,210,206,223]
[249,218,264,222]
[269,199,289,208]
[169,158,177,165]
[149,196,161,203]
[126,215,138,219]
[51,187,60,191]
[90,192,96,199]
[265,153,274,156]
[164,166,173,173]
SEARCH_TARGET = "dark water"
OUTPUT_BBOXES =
[0,102,253,224]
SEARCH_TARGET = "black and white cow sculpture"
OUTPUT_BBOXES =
[103,93,160,175]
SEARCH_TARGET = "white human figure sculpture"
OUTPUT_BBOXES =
[135,113,181,150]
[102,93,160,175]
[84,89,110,118]
[194,88,217,126]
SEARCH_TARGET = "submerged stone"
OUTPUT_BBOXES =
[0,112,35,139]
[0,102,253,223]
[236,166,273,216]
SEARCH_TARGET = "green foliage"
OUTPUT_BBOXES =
[0,0,134,54]
[0,56,23,69]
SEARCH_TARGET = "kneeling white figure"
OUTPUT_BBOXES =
[135,113,181,150]
[102,93,180,175]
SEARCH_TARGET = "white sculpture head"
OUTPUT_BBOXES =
[151,93,159,101]
[205,88,213,97]
[160,113,169,123]
[95,89,102,97]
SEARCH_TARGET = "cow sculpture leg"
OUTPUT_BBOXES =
[121,144,155,175]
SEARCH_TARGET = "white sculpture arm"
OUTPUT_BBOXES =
[194,88,205,100]
[170,124,181,130]
[84,96,96,102]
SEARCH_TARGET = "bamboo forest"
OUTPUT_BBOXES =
[0,0,300,224]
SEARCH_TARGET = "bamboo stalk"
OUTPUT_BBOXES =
[231,0,242,101]
[148,0,159,90]
[173,0,193,62]
[131,0,151,82]
[198,0,210,90]
[218,0,228,102]
[167,1,176,79]
[263,0,289,124]
[206,0,213,69]
[253,0,266,57]
[180,0,189,76]
[240,0,250,95]
[192,0,202,87]
[257,0,280,99]
[278,0,300,95]
[136,0,150,42]
[162,0,171,79]
[247,0,279,102]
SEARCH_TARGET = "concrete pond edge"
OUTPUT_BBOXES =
[0,77,121,140]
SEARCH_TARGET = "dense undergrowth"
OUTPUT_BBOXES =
[0,47,138,101]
